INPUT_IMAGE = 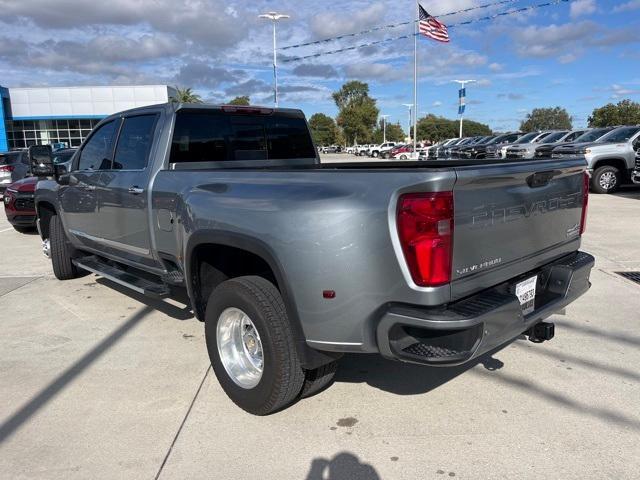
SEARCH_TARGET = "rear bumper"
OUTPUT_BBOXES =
[376,251,594,366]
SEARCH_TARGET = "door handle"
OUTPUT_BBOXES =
[80,184,96,191]
[128,186,144,195]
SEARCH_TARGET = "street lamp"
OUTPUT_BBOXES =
[380,114,390,143]
[402,104,414,143]
[259,11,290,108]
[452,80,476,138]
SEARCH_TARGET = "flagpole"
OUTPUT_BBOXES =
[413,0,418,158]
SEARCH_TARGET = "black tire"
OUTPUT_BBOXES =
[50,214,80,280]
[591,165,621,194]
[205,276,305,415]
[372,151,379,158]
[300,360,339,399]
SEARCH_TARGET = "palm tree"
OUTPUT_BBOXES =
[173,86,203,104]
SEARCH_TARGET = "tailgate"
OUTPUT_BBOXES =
[451,158,586,299]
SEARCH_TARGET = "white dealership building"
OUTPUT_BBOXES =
[0,85,176,152]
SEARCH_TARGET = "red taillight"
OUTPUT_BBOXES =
[580,171,589,235]
[397,192,454,287]
[0,165,15,172]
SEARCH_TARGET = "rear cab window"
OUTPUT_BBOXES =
[169,109,317,167]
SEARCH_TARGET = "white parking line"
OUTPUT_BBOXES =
[0,227,14,233]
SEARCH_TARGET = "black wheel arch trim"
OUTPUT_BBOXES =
[185,230,341,369]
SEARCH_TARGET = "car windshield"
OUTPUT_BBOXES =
[513,132,540,144]
[540,131,568,143]
[597,126,640,143]
[486,134,513,145]
[477,136,496,144]
[0,152,21,165]
[574,128,611,143]
[53,152,74,164]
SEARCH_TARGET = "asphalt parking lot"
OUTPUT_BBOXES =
[1,165,639,479]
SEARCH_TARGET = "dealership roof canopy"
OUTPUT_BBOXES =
[0,84,176,152]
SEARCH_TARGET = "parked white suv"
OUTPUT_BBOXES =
[368,142,398,158]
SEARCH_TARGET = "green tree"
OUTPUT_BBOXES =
[309,113,339,146]
[462,119,493,137]
[332,81,379,144]
[373,120,405,143]
[416,114,458,142]
[228,95,250,106]
[519,107,572,132]
[173,86,203,104]
[588,99,640,127]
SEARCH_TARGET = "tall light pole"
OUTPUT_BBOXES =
[402,104,414,143]
[452,79,476,138]
[380,114,390,143]
[259,11,290,108]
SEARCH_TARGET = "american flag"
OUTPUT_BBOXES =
[418,5,450,43]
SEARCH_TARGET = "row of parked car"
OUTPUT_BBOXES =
[344,142,430,159]
[426,125,640,194]
[1,147,76,231]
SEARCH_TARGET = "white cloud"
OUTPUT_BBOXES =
[558,53,577,64]
[488,63,503,72]
[610,84,640,98]
[613,0,640,12]
[570,0,597,18]
[432,100,442,107]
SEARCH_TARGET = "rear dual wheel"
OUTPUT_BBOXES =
[205,276,338,415]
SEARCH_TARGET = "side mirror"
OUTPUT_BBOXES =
[29,145,54,178]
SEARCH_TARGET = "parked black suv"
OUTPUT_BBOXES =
[459,133,521,159]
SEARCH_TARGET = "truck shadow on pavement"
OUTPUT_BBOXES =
[306,452,380,480]
[335,335,640,432]
[335,347,505,396]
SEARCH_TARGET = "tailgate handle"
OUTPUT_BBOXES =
[527,170,559,188]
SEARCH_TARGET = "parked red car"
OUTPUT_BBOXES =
[2,176,37,231]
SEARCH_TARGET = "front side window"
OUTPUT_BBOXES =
[77,120,118,171]
[112,115,157,170]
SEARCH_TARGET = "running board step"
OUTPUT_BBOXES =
[73,256,171,297]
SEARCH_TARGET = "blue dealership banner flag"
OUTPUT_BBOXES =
[458,87,466,115]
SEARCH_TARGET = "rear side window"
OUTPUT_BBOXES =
[78,120,118,171]
[170,111,316,163]
[112,115,158,170]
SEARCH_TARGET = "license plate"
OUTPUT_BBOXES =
[516,276,537,315]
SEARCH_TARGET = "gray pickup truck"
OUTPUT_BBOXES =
[552,125,640,194]
[31,103,594,415]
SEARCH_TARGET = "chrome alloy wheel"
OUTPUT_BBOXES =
[216,307,264,389]
[42,238,51,258]
[599,171,617,190]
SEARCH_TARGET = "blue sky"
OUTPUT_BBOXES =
[0,0,638,131]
